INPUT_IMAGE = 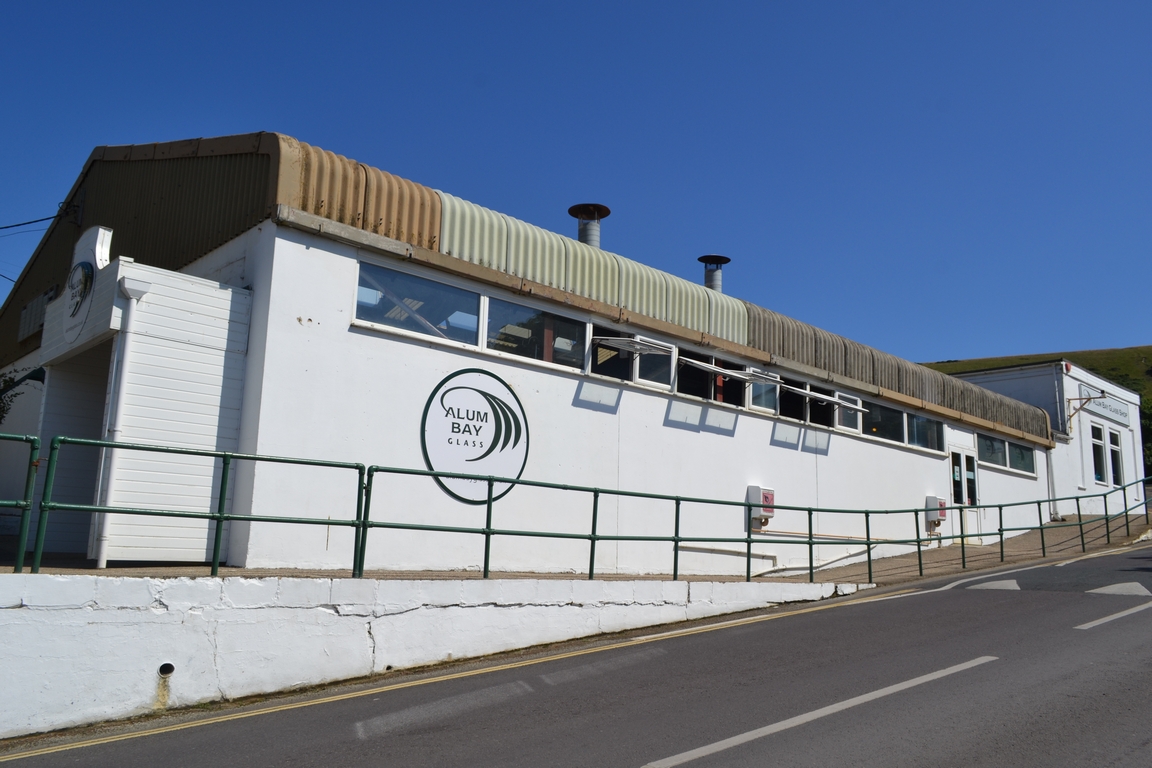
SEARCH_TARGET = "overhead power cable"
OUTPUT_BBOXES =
[0,215,57,231]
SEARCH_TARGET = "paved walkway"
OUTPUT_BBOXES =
[5,513,1149,587]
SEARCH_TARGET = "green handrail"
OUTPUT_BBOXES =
[1,433,40,573]
[17,432,1149,580]
[30,436,365,576]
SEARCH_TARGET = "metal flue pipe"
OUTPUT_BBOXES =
[698,255,731,293]
[568,204,611,249]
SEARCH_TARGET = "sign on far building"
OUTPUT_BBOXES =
[1079,384,1130,427]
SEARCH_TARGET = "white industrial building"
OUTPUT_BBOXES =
[949,361,1144,519]
[0,133,1065,576]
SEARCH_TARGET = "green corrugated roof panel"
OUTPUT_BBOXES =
[706,290,748,346]
[437,191,508,271]
[619,257,669,320]
[505,215,567,289]
[666,275,711,334]
[565,238,621,306]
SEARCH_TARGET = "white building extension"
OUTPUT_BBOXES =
[950,361,1144,519]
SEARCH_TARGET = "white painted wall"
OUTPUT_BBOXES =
[217,226,1050,574]
[0,573,866,739]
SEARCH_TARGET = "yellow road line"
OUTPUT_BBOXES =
[0,587,915,763]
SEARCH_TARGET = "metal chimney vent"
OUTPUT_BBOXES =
[568,203,611,249]
[698,255,731,293]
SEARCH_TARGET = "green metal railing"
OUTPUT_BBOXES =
[1,433,40,573]
[16,433,1151,582]
[28,436,365,577]
[359,466,1149,583]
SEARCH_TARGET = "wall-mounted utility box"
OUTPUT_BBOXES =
[925,496,947,523]
[746,486,775,533]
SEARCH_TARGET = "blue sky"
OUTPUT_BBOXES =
[1,1,1148,362]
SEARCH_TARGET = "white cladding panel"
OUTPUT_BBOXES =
[32,341,114,553]
[99,263,250,563]
[232,230,1049,574]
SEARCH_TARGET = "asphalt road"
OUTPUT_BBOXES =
[8,544,1152,767]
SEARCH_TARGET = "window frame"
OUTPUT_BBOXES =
[352,257,485,352]
[351,259,1030,464]
[484,295,588,371]
[1090,424,1108,485]
[748,368,779,414]
[1108,429,1123,487]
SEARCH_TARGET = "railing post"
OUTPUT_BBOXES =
[807,508,814,583]
[865,511,872,584]
[1122,487,1131,536]
[1103,493,1111,545]
[1076,495,1085,552]
[914,510,923,577]
[482,478,494,578]
[588,490,599,580]
[210,454,231,577]
[673,498,682,582]
[960,508,967,569]
[354,466,368,578]
[1037,501,1046,558]
[13,437,39,574]
[1144,480,1150,526]
[745,500,752,583]
[352,467,364,578]
[998,506,1004,563]
[31,437,62,574]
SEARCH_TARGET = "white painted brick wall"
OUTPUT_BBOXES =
[0,574,867,739]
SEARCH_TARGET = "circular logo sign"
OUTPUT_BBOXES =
[421,369,530,504]
[63,261,95,343]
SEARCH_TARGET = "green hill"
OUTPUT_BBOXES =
[924,345,1151,477]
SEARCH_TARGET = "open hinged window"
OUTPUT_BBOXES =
[675,351,748,404]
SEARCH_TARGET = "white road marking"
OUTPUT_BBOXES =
[540,647,666,686]
[640,656,998,767]
[1087,582,1152,597]
[967,579,1020,591]
[353,680,533,739]
[1075,601,1152,630]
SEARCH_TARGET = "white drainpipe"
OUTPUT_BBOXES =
[94,277,151,568]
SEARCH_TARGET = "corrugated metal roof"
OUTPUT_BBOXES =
[505,215,567,289]
[565,239,621,307]
[0,131,1050,442]
[666,277,711,335]
[362,163,441,250]
[437,191,508,272]
[706,290,748,346]
[741,300,1050,438]
[619,258,669,320]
